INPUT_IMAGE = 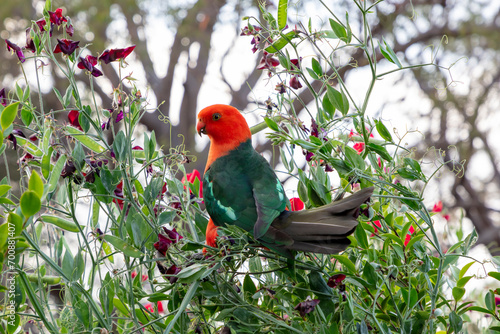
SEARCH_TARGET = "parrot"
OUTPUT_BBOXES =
[197,104,373,258]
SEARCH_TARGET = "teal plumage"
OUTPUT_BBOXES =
[197,104,373,258]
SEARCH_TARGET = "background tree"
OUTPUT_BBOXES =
[1,0,500,252]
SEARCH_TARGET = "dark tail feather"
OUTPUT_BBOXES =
[272,187,374,255]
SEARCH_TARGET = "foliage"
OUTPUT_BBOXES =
[0,1,499,333]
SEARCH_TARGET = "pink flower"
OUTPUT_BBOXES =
[432,201,443,213]
[353,142,365,154]
[131,271,137,279]
[144,301,164,313]
[404,226,415,247]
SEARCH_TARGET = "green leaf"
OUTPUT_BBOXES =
[459,261,475,279]
[264,117,279,132]
[354,223,369,249]
[344,146,365,170]
[456,276,473,288]
[72,141,85,170]
[20,190,41,217]
[47,154,67,194]
[126,209,153,248]
[79,107,91,133]
[277,0,288,30]
[486,270,500,282]
[103,235,144,258]
[322,95,335,117]
[8,213,23,237]
[65,126,106,153]
[307,67,319,80]
[265,31,299,53]
[40,215,82,233]
[311,58,322,76]
[63,86,73,106]
[1,102,19,131]
[375,119,392,142]
[366,143,392,161]
[21,106,33,126]
[331,255,356,273]
[73,250,85,280]
[397,168,421,181]
[158,210,177,226]
[362,263,377,289]
[326,86,349,116]
[379,38,402,68]
[243,274,257,296]
[485,290,496,311]
[14,135,43,157]
[452,287,466,302]
[329,18,347,42]
[449,311,463,334]
[0,184,12,197]
[28,170,44,198]
[113,130,127,162]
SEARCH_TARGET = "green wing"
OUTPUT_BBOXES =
[203,140,287,240]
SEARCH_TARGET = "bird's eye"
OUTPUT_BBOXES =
[212,113,221,121]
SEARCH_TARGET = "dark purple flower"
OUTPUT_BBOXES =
[0,88,7,106]
[115,110,124,123]
[5,39,25,63]
[294,299,320,317]
[257,51,280,75]
[289,75,302,89]
[48,8,67,26]
[101,119,111,130]
[68,110,82,131]
[240,26,262,53]
[327,274,346,288]
[54,39,79,55]
[61,160,77,178]
[99,45,136,64]
[305,151,314,162]
[275,83,286,94]
[7,134,17,150]
[165,264,181,284]
[25,28,36,53]
[153,227,183,256]
[66,24,74,37]
[324,164,334,172]
[77,55,103,77]
[310,119,328,141]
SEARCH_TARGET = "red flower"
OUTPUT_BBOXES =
[182,170,203,197]
[54,39,79,55]
[327,273,346,288]
[353,142,365,154]
[289,197,304,211]
[289,75,302,89]
[5,39,25,63]
[153,227,183,256]
[370,220,382,237]
[68,110,83,131]
[77,55,103,77]
[404,226,415,247]
[432,201,443,213]
[99,45,136,64]
[141,274,148,282]
[443,214,450,221]
[131,271,137,279]
[48,8,68,26]
[294,299,320,317]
